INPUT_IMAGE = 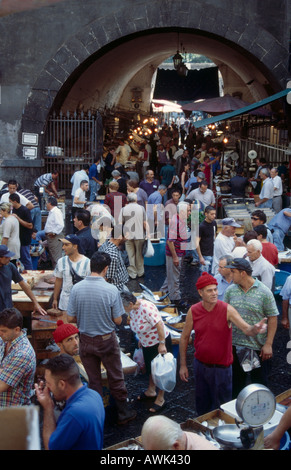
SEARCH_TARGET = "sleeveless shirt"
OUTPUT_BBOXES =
[191,300,233,366]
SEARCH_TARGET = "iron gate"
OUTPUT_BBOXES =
[44,110,103,190]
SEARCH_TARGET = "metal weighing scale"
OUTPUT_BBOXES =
[213,384,278,450]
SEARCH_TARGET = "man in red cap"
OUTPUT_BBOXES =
[52,320,80,357]
[179,271,267,415]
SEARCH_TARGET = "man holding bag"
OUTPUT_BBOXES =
[179,271,268,415]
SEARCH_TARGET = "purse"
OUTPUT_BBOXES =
[67,257,85,285]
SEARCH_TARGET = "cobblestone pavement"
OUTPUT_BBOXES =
[103,261,291,449]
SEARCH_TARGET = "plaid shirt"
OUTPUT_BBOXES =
[0,331,36,407]
[98,240,129,291]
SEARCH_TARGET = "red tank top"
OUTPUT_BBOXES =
[191,300,233,366]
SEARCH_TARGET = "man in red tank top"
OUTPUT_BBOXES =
[179,272,267,416]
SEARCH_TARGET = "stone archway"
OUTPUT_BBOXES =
[21,1,288,150]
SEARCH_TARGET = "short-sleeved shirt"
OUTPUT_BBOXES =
[0,263,23,311]
[129,299,169,348]
[67,276,125,336]
[0,331,36,407]
[49,384,105,450]
[224,279,279,350]
[199,219,217,256]
[54,255,91,310]
[166,214,188,257]
[34,173,53,187]
[280,275,291,306]
[98,240,129,290]
[12,205,33,246]
[139,179,160,197]
[73,187,86,208]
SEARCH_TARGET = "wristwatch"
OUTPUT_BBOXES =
[159,340,165,344]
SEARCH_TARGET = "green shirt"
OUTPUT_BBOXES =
[224,279,278,350]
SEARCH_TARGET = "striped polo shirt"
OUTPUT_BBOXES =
[67,276,125,336]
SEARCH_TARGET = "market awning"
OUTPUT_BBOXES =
[152,99,182,113]
[192,88,291,128]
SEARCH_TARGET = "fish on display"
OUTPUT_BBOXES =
[139,283,157,300]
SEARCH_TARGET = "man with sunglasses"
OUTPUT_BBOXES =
[250,210,273,243]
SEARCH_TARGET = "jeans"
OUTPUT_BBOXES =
[80,331,128,402]
[20,245,33,269]
[89,180,100,201]
[30,207,42,232]
[194,358,232,416]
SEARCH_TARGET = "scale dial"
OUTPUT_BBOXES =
[235,384,276,426]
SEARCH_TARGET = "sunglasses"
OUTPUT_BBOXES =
[251,217,260,220]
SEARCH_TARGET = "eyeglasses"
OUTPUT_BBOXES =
[251,217,260,220]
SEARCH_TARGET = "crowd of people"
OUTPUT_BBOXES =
[0,121,290,450]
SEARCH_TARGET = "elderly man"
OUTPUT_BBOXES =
[224,258,278,398]
[255,168,274,208]
[139,169,160,197]
[141,415,217,451]
[119,192,149,280]
[267,208,291,252]
[44,196,65,268]
[212,217,241,275]
[187,181,215,207]
[0,307,36,407]
[246,239,275,290]
[270,167,283,213]
[179,271,267,415]
[215,255,234,300]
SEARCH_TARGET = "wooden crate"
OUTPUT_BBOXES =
[276,389,291,407]
[105,438,143,450]
[194,409,236,433]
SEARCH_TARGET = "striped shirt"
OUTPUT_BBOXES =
[54,255,91,310]
[0,331,36,407]
[34,173,53,187]
[224,279,278,350]
[67,276,125,336]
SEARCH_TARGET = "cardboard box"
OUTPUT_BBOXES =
[0,406,40,450]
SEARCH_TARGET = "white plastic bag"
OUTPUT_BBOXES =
[151,353,177,392]
[133,347,145,374]
[143,238,155,258]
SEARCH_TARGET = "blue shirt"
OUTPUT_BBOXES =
[49,384,105,450]
[215,273,233,301]
[267,208,291,234]
[89,163,100,180]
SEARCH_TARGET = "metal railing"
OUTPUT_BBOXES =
[44,111,103,190]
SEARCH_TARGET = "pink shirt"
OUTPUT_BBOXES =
[130,299,168,347]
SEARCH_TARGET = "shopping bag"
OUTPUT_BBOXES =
[142,238,154,257]
[151,353,176,392]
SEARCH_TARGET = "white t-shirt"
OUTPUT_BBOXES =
[73,187,86,208]
[1,216,20,259]
[54,255,91,310]
[0,191,30,207]
[212,232,235,275]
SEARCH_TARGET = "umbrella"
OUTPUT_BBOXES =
[182,94,271,116]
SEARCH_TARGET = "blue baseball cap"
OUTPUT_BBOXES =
[0,245,15,258]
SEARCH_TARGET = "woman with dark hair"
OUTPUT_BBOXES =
[121,291,172,413]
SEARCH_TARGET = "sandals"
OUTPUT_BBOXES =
[149,401,166,413]
[137,391,157,401]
